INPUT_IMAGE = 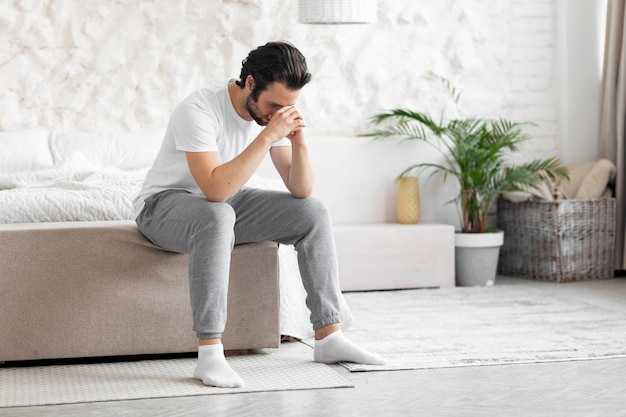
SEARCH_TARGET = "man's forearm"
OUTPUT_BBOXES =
[190,132,274,202]
[287,142,315,198]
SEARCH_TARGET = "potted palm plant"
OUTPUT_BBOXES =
[362,74,568,286]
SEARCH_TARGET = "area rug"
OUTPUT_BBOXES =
[325,285,626,372]
[0,342,351,408]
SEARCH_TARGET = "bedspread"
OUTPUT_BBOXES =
[0,152,145,223]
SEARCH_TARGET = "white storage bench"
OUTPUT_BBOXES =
[334,223,455,291]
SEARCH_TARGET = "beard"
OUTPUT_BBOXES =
[245,95,268,126]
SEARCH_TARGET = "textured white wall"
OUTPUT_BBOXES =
[2,1,556,138]
[1,0,603,225]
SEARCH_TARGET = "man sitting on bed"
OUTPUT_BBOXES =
[133,41,385,388]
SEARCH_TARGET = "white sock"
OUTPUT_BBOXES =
[314,330,386,366]
[193,344,244,388]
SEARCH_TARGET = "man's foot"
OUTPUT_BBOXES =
[314,330,386,365]
[193,344,244,388]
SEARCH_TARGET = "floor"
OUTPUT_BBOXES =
[2,276,626,417]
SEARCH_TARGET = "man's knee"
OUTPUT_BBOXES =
[211,202,237,224]
[297,197,331,224]
[194,202,236,233]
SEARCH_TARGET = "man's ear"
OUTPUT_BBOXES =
[245,75,255,91]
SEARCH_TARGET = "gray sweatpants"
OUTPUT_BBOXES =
[136,188,341,340]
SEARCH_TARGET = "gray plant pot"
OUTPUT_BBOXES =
[454,231,504,287]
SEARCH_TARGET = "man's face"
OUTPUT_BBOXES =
[246,82,301,126]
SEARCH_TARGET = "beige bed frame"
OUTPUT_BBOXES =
[0,220,280,362]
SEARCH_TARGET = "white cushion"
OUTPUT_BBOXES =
[50,129,165,170]
[0,129,54,174]
[574,158,616,199]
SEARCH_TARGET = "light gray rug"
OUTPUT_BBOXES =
[332,285,626,372]
[0,342,351,408]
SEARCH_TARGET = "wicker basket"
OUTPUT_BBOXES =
[497,198,616,282]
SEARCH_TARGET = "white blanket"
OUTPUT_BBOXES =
[0,154,353,339]
[0,153,146,223]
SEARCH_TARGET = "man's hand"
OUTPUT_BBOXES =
[286,124,306,145]
[265,106,306,144]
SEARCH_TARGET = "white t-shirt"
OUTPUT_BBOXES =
[133,81,290,218]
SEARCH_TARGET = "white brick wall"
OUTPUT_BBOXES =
[509,0,559,159]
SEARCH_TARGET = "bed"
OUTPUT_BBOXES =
[0,128,353,361]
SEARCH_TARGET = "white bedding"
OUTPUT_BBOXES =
[0,154,353,339]
[0,153,146,223]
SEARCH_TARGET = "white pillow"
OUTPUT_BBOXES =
[0,129,54,174]
[50,129,165,170]
[574,158,616,199]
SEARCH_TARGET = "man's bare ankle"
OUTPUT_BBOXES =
[314,323,340,340]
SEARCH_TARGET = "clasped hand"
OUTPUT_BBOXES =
[266,106,306,144]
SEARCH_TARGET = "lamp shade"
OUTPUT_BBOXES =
[298,0,377,24]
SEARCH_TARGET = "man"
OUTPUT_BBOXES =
[133,41,384,388]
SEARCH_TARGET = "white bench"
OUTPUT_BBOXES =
[334,223,455,291]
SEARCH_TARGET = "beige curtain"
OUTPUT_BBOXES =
[599,0,626,269]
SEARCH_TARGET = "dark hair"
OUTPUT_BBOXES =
[236,41,312,100]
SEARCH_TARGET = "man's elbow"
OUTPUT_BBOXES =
[205,195,229,203]
[290,185,314,199]
[202,188,233,203]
